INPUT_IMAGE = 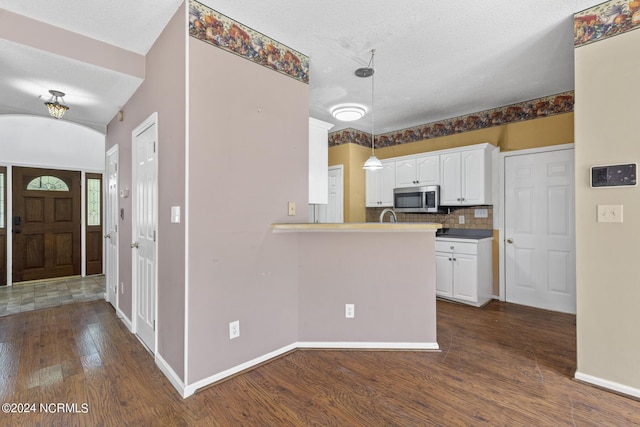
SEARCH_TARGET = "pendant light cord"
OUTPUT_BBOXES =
[370,49,376,155]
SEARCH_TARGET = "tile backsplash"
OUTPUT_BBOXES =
[367,206,493,229]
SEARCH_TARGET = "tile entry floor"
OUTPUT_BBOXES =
[0,275,105,317]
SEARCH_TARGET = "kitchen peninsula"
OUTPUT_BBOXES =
[272,222,441,349]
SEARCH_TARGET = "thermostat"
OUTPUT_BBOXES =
[591,163,637,188]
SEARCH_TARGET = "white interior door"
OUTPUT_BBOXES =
[316,165,343,223]
[105,146,119,307]
[132,116,158,352]
[504,148,575,314]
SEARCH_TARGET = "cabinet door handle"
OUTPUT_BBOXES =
[452,258,457,261]
[448,258,452,261]
[506,238,514,244]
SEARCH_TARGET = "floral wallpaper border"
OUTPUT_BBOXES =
[574,0,640,47]
[189,0,309,84]
[329,91,574,148]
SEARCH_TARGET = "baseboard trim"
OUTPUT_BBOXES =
[183,343,297,398]
[297,341,440,350]
[156,353,187,398]
[116,308,132,331]
[575,371,640,399]
[181,340,438,399]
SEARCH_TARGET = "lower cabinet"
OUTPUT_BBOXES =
[435,238,493,307]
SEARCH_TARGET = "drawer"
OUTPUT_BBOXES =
[435,240,478,255]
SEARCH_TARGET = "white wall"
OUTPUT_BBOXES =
[0,115,105,171]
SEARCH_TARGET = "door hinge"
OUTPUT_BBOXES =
[153,230,156,242]
[153,320,156,331]
[115,163,118,172]
[153,141,156,153]
[115,224,118,232]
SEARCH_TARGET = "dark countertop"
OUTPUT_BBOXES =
[435,228,493,239]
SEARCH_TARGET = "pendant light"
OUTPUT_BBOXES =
[44,90,69,119]
[359,49,383,171]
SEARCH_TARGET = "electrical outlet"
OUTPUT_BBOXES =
[458,215,465,225]
[345,304,355,318]
[229,320,240,339]
[288,201,296,216]
[597,204,623,223]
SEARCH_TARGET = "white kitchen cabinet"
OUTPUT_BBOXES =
[435,238,493,307]
[395,154,439,187]
[365,160,395,207]
[308,118,334,204]
[440,145,495,206]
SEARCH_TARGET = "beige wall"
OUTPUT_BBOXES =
[575,30,640,392]
[105,3,186,380]
[329,143,369,222]
[187,38,307,384]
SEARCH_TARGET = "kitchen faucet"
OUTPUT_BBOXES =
[379,208,398,223]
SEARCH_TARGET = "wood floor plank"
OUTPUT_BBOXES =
[0,299,638,426]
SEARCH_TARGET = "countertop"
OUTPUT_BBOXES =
[272,222,442,232]
[435,228,493,241]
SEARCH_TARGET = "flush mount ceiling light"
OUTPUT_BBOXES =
[44,90,69,119]
[359,49,383,171]
[331,104,366,122]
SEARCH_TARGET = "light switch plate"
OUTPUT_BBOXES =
[474,208,488,218]
[171,206,181,223]
[597,204,623,223]
[288,201,296,216]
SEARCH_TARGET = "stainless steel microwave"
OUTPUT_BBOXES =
[393,185,440,213]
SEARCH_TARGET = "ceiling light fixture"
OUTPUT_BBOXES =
[331,104,366,122]
[44,90,69,119]
[358,49,383,171]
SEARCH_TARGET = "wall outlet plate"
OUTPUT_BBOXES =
[288,201,296,216]
[345,303,355,318]
[229,320,240,339]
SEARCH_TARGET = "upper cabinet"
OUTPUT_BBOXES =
[366,160,395,207]
[308,118,334,204]
[363,143,498,209]
[440,144,496,206]
[395,154,439,187]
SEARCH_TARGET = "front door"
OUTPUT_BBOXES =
[105,147,119,307]
[12,167,81,282]
[504,148,575,314]
[0,167,6,286]
[132,115,158,352]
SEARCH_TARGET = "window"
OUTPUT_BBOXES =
[26,175,70,191]
[0,172,4,229]
[87,178,101,226]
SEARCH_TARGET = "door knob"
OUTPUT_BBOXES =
[131,242,139,249]
[506,238,514,244]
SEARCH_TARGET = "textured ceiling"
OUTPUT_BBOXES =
[203,0,602,133]
[0,0,602,134]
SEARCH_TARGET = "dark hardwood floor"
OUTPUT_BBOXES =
[0,299,638,426]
